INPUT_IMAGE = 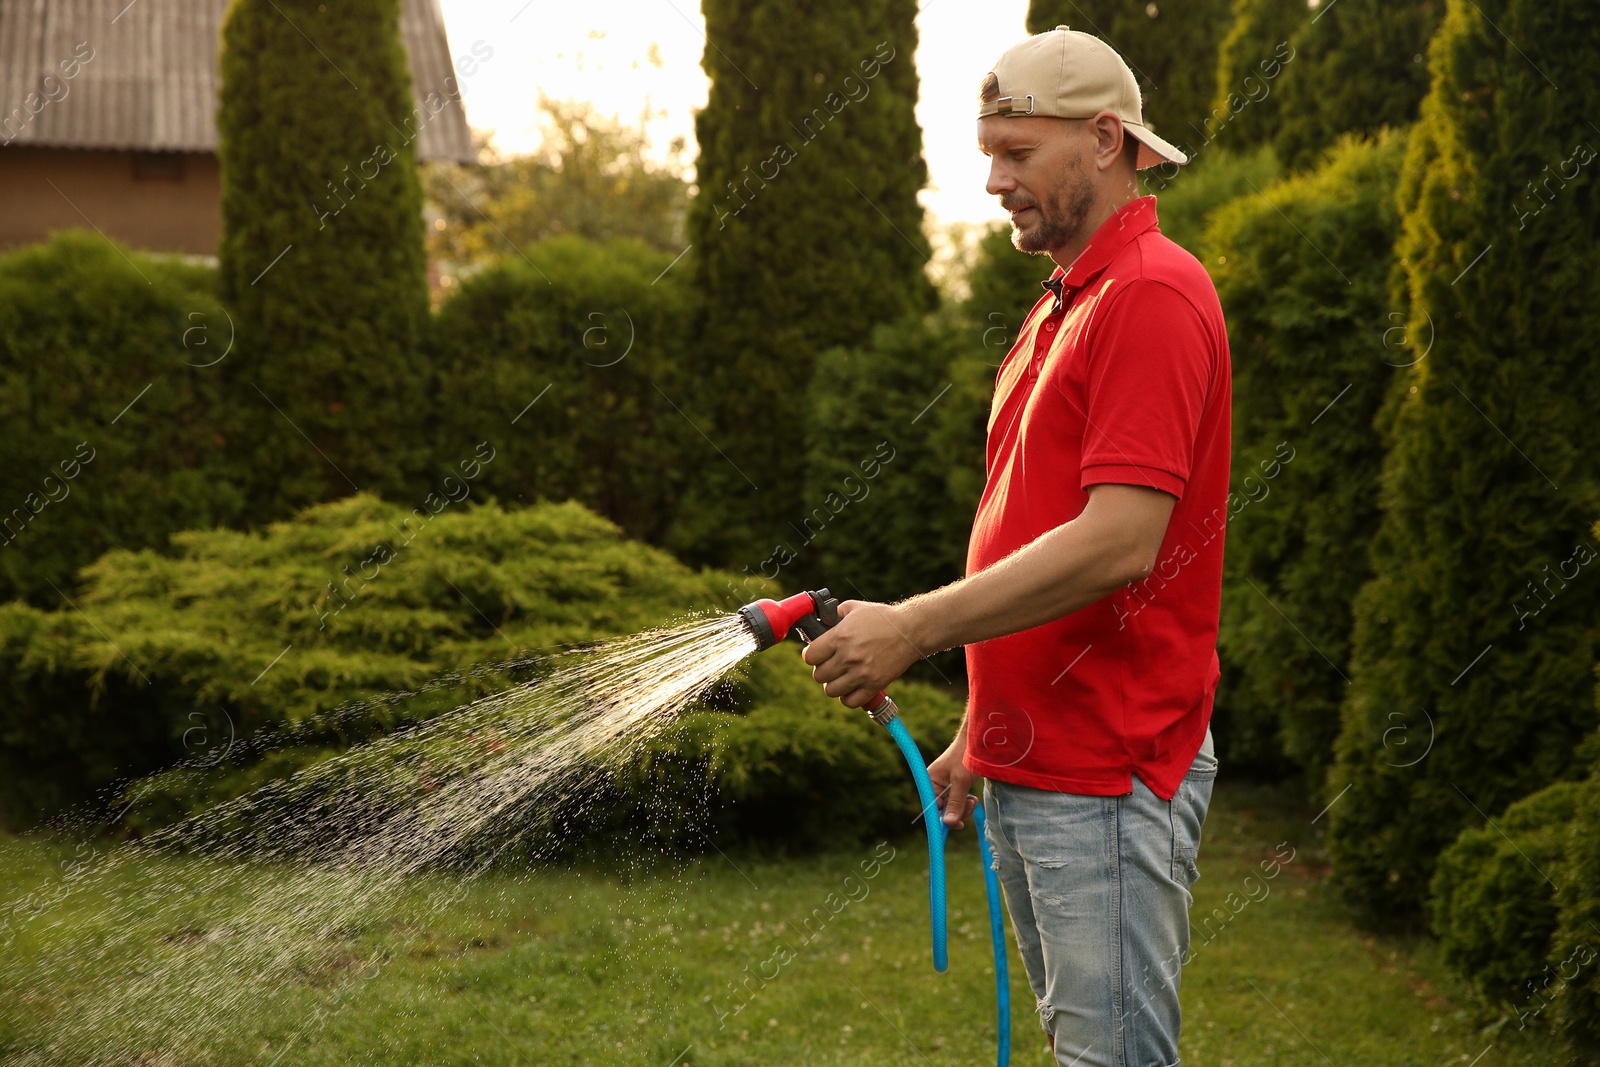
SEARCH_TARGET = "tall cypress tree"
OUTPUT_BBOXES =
[1025,0,1232,141]
[670,0,933,568]
[1269,0,1441,172]
[1327,0,1600,919]
[1205,0,1303,153]
[218,0,431,513]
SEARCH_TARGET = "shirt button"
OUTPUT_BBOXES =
[1044,321,1057,331]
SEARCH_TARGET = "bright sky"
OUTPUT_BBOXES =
[435,0,1031,231]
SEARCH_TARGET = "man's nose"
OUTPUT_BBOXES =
[985,160,1015,198]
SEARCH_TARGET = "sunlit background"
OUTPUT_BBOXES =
[436,0,1029,228]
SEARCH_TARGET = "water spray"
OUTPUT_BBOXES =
[738,588,1012,1067]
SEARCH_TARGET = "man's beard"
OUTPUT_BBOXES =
[1005,165,1095,255]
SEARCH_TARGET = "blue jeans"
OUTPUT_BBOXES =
[982,731,1217,1067]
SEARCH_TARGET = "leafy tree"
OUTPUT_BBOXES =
[424,98,690,279]
[1026,0,1234,141]
[1270,0,1441,172]
[0,234,243,606]
[217,0,432,513]
[674,0,935,569]
[1327,0,1600,919]
[1206,132,1405,784]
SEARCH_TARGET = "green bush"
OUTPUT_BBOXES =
[1327,0,1600,919]
[0,233,244,606]
[1430,779,1586,1006]
[1207,132,1405,785]
[428,236,701,545]
[0,492,963,852]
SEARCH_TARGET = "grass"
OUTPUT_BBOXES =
[0,781,1561,1066]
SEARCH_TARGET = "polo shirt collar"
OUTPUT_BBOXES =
[1040,195,1161,311]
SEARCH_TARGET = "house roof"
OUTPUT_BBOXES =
[0,0,474,162]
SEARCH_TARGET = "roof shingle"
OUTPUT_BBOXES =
[0,0,474,162]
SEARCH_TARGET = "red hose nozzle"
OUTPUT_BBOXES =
[737,590,833,651]
[737,588,893,721]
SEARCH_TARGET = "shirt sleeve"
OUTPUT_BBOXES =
[1077,279,1217,499]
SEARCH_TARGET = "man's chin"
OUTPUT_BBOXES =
[1010,221,1054,255]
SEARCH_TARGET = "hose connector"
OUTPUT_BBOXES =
[864,693,899,727]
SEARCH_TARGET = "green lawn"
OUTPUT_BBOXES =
[0,782,1559,1066]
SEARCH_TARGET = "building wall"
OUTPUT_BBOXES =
[0,146,221,256]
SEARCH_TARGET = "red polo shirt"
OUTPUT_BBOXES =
[963,196,1231,802]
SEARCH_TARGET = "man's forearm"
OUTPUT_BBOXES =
[899,486,1171,655]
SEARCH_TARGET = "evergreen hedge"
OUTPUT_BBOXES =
[1206,132,1405,783]
[676,0,935,569]
[217,0,432,514]
[1327,0,1600,919]
[0,233,243,606]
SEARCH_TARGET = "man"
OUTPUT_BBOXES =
[801,26,1230,1067]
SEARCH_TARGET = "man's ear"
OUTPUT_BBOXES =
[1089,111,1126,173]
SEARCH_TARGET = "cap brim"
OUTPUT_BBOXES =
[1125,122,1187,168]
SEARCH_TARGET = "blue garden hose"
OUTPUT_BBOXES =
[885,715,949,972]
[732,591,1011,1064]
[972,802,1012,1067]
[883,709,1011,1067]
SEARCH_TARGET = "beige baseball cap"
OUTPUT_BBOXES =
[978,26,1188,169]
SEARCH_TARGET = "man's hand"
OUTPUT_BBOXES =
[927,732,978,830]
[800,600,925,708]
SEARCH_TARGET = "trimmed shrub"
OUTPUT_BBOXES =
[1206,132,1406,784]
[217,0,432,513]
[428,236,700,545]
[1430,779,1586,1007]
[676,0,936,568]
[1328,0,1600,919]
[0,233,243,606]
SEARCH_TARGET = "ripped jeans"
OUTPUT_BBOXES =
[982,731,1216,1067]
